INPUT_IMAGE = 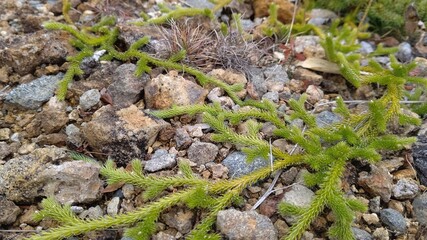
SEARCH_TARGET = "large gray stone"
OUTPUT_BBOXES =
[5,73,64,109]
[222,151,268,178]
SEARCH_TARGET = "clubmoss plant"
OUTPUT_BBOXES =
[29,2,427,240]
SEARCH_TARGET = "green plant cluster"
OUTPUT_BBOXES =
[28,1,427,240]
[313,0,427,35]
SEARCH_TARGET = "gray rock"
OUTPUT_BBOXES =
[79,205,104,220]
[396,42,413,63]
[360,41,375,55]
[107,63,148,109]
[307,9,338,26]
[392,179,419,200]
[222,151,268,178]
[107,197,121,216]
[316,111,342,128]
[187,142,219,165]
[264,64,289,84]
[65,124,83,147]
[0,128,11,140]
[184,0,215,9]
[70,206,84,214]
[413,192,427,225]
[369,196,381,213]
[174,128,192,149]
[144,149,176,172]
[262,91,279,103]
[248,65,289,97]
[81,105,169,165]
[122,184,135,199]
[162,207,195,234]
[373,56,390,65]
[5,73,64,109]
[281,184,315,224]
[352,227,373,240]
[79,89,100,111]
[0,147,103,204]
[379,208,407,234]
[0,196,21,225]
[152,232,175,240]
[412,131,427,186]
[217,209,277,240]
[0,142,11,160]
[294,36,321,53]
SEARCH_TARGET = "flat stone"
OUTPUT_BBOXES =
[281,184,315,224]
[222,151,268,178]
[0,147,103,204]
[352,227,373,240]
[217,209,277,240]
[144,149,176,172]
[392,179,419,200]
[316,111,342,128]
[187,142,219,165]
[5,73,64,109]
[0,128,11,140]
[107,197,121,216]
[379,208,407,234]
[0,142,11,160]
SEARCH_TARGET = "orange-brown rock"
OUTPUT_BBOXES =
[253,0,294,24]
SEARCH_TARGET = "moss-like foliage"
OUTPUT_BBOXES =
[28,2,427,240]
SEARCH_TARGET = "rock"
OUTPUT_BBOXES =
[35,133,67,146]
[5,73,64,109]
[305,85,323,104]
[217,209,277,240]
[65,124,83,147]
[79,89,101,111]
[162,207,195,234]
[0,196,21,225]
[19,205,39,226]
[187,142,219,165]
[413,192,427,225]
[107,197,121,216]
[247,65,289,97]
[292,67,323,86]
[411,128,427,186]
[315,111,342,128]
[81,105,169,165]
[392,179,419,200]
[144,149,176,172]
[208,68,247,99]
[308,9,338,26]
[369,196,381,213]
[122,184,135,200]
[379,208,407,234]
[222,151,268,178]
[352,227,373,240]
[358,165,393,202]
[0,31,70,75]
[0,142,11,160]
[0,128,11,140]
[262,91,279,103]
[152,232,175,240]
[80,205,104,220]
[360,41,375,55]
[0,147,103,204]
[144,71,208,109]
[185,0,215,9]
[25,97,68,137]
[396,42,413,63]
[376,158,405,173]
[281,184,315,224]
[253,0,294,24]
[207,163,228,179]
[372,227,389,240]
[293,36,323,57]
[107,63,148,109]
[362,213,380,225]
[174,128,192,149]
[264,64,289,86]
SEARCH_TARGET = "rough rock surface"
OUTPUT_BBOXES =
[0,196,21,225]
[187,141,219,165]
[144,149,176,172]
[144,71,208,109]
[217,209,277,240]
[5,73,64,109]
[81,104,169,164]
[358,165,393,202]
[0,147,102,204]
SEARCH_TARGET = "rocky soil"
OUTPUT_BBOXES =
[1,0,427,240]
